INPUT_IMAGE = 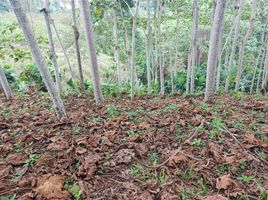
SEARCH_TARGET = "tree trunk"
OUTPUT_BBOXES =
[205,0,226,101]
[71,0,85,93]
[51,19,78,93]
[146,0,152,94]
[113,9,121,87]
[157,0,164,95]
[256,48,266,91]
[0,65,12,99]
[79,0,102,103]
[262,42,268,89]
[130,0,140,99]
[42,0,61,93]
[225,0,244,92]
[187,0,199,94]
[235,0,256,91]
[10,0,66,117]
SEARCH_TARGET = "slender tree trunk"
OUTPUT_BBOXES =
[257,49,266,92]
[205,0,226,101]
[10,0,66,117]
[79,0,102,103]
[42,0,61,93]
[186,52,191,94]
[51,19,78,93]
[0,65,12,99]
[235,0,256,91]
[71,0,85,92]
[130,0,140,99]
[250,50,263,93]
[187,0,199,94]
[225,0,244,92]
[157,0,164,95]
[113,9,121,86]
[169,48,174,94]
[146,0,152,94]
[262,42,268,89]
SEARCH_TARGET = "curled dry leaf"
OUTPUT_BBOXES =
[168,151,189,167]
[216,174,235,190]
[208,142,223,162]
[111,149,134,166]
[5,152,28,166]
[75,146,87,155]
[35,174,70,200]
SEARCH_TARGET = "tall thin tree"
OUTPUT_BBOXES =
[130,0,140,99]
[0,65,12,100]
[146,0,152,94]
[71,0,85,92]
[10,0,66,117]
[41,0,61,93]
[235,0,256,91]
[205,0,227,101]
[225,0,244,92]
[79,0,102,103]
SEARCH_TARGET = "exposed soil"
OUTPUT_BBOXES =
[0,92,268,200]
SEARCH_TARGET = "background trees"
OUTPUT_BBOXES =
[1,0,267,105]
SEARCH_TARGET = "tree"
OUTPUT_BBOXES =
[225,0,244,92]
[187,0,199,94]
[41,0,61,93]
[71,0,85,93]
[146,0,152,94]
[130,0,140,99]
[0,65,12,99]
[205,0,227,101]
[79,0,102,103]
[10,0,66,117]
[235,0,257,91]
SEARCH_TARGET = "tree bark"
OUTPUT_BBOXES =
[71,0,85,93]
[130,0,140,99]
[235,0,256,91]
[10,0,66,117]
[262,42,268,89]
[79,0,102,103]
[0,65,12,99]
[42,0,61,93]
[146,0,152,94]
[187,0,199,94]
[113,9,121,87]
[225,0,244,92]
[205,0,226,101]
[51,19,78,93]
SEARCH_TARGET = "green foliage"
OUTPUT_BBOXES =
[0,194,16,200]
[106,104,120,118]
[70,184,83,200]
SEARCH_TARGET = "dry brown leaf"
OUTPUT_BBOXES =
[244,133,259,144]
[216,174,234,190]
[208,142,223,162]
[168,152,189,167]
[0,165,11,178]
[0,144,12,157]
[75,147,87,155]
[139,122,150,129]
[5,153,28,166]
[35,174,70,200]
[200,194,228,200]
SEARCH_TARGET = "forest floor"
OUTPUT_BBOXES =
[0,92,268,200]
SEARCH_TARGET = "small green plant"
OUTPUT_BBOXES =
[238,175,253,184]
[1,194,16,200]
[73,126,82,135]
[178,184,195,200]
[106,104,120,118]
[217,164,230,175]
[191,139,204,147]
[70,184,83,200]
[148,152,158,167]
[178,167,196,180]
[14,142,24,153]
[25,154,41,166]
[238,159,247,173]
[198,178,208,195]
[158,168,166,185]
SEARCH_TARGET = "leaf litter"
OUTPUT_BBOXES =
[0,93,268,199]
